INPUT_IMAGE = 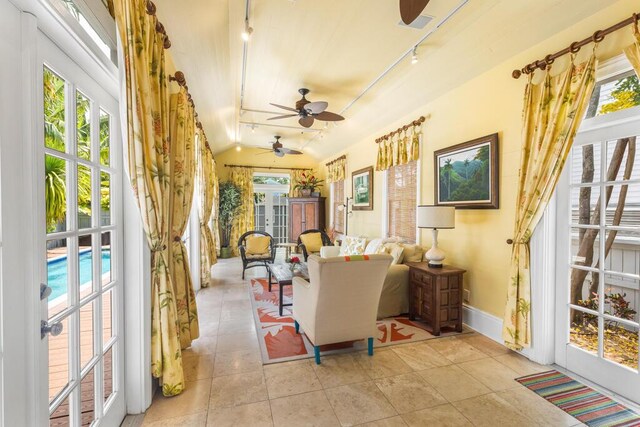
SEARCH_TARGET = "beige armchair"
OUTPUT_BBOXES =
[292,254,393,364]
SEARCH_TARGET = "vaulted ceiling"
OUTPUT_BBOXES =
[155,0,617,159]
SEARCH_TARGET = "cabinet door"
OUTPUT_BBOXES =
[303,202,316,231]
[290,202,303,242]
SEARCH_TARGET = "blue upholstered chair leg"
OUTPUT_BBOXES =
[294,320,300,334]
[368,337,374,356]
[314,346,321,365]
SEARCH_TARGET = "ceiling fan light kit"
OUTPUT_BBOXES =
[269,88,345,129]
[257,136,303,157]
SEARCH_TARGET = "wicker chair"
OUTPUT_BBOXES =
[297,229,332,261]
[238,231,276,279]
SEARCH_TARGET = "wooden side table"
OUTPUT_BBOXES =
[405,262,466,336]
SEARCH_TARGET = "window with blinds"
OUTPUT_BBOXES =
[331,180,345,233]
[387,161,417,243]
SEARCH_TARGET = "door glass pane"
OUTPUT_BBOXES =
[103,346,113,404]
[586,71,640,118]
[49,392,71,426]
[570,186,600,225]
[44,66,66,153]
[78,165,92,229]
[79,300,94,369]
[570,307,598,355]
[99,109,110,166]
[80,366,96,426]
[76,90,91,161]
[101,231,112,286]
[605,184,640,227]
[571,227,600,268]
[49,316,70,401]
[101,171,111,226]
[604,323,638,371]
[46,155,68,233]
[571,142,600,185]
[571,269,600,311]
[602,273,639,324]
[48,238,69,317]
[604,229,640,278]
[79,234,93,297]
[606,138,640,181]
[102,289,113,348]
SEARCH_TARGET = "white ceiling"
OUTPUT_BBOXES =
[155,0,617,159]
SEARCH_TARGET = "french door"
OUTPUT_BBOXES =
[254,189,289,244]
[555,105,640,403]
[37,32,125,425]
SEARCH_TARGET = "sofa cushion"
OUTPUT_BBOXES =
[245,235,271,255]
[339,236,367,256]
[364,238,384,255]
[300,232,323,253]
[401,244,424,263]
[384,243,405,265]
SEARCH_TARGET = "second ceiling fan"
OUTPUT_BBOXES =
[268,88,345,128]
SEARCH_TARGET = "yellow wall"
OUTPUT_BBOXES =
[214,147,323,190]
[320,0,639,318]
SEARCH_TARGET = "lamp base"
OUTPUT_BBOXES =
[427,261,444,268]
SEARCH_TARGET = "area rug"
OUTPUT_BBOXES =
[516,370,640,427]
[249,277,469,364]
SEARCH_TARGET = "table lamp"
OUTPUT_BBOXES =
[417,205,455,268]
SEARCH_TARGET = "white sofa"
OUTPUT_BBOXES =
[292,254,393,364]
[320,238,426,319]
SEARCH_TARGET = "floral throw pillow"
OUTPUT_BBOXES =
[339,236,367,256]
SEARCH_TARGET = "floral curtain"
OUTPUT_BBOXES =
[375,125,422,171]
[290,169,307,197]
[326,157,346,184]
[169,88,199,348]
[198,131,216,287]
[624,22,640,77]
[211,158,220,257]
[503,53,597,350]
[114,0,184,396]
[229,167,254,255]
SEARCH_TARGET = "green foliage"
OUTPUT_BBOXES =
[293,171,323,191]
[599,75,640,115]
[218,181,242,247]
[576,292,637,327]
[45,155,66,231]
[439,146,490,202]
[253,176,289,185]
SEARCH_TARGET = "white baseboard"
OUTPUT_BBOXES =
[462,304,503,344]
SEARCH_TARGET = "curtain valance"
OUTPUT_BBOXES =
[326,156,346,183]
[375,125,422,171]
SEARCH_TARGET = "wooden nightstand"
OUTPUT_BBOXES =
[405,262,466,336]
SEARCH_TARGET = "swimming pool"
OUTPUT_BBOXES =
[47,249,111,301]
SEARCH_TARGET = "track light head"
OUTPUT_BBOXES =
[411,46,418,65]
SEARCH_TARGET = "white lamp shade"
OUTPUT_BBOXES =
[416,205,455,229]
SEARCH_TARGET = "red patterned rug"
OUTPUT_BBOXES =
[249,278,468,364]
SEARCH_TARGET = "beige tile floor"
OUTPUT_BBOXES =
[124,258,585,427]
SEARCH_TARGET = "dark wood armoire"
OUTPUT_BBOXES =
[287,197,326,243]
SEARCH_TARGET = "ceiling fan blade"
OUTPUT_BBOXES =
[267,114,298,121]
[270,103,298,113]
[304,101,328,114]
[299,116,314,128]
[314,111,345,122]
[255,151,274,156]
[274,150,285,157]
[280,147,303,155]
[399,0,430,25]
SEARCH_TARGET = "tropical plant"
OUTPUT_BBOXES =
[293,171,324,192]
[218,181,242,248]
[599,75,640,115]
[45,155,67,231]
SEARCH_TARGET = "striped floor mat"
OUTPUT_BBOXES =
[516,370,640,427]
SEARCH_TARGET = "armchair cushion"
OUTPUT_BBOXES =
[246,235,271,255]
[320,246,340,258]
[300,232,323,253]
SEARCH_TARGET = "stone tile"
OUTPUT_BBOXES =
[391,342,452,370]
[457,358,520,392]
[183,336,217,356]
[324,381,397,426]
[215,331,259,354]
[418,365,491,402]
[401,404,472,427]
[142,412,207,427]
[209,371,268,409]
[374,373,447,414]
[217,317,256,335]
[452,393,537,427]
[198,321,219,337]
[355,350,413,379]
[264,359,322,399]
[143,379,211,423]
[219,309,255,323]
[206,401,273,427]
[496,387,576,426]
[312,353,369,388]
[182,353,215,382]
[456,334,511,357]
[426,338,489,363]
[213,349,263,377]
[359,416,407,426]
[270,390,340,427]
[493,352,550,377]
[222,286,251,302]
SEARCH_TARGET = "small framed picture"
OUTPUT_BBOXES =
[352,166,374,211]
[434,133,499,209]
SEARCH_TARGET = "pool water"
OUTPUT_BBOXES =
[47,250,111,301]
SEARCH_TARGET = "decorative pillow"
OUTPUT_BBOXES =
[339,236,367,256]
[300,232,323,253]
[384,243,405,265]
[375,245,389,255]
[364,238,384,255]
[402,244,425,263]
[245,235,270,255]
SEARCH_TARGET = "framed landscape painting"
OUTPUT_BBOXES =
[352,166,373,211]
[434,133,499,209]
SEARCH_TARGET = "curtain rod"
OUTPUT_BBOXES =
[224,164,313,171]
[375,116,426,144]
[512,12,640,79]
[325,155,346,167]
[145,1,171,48]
